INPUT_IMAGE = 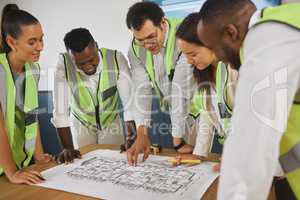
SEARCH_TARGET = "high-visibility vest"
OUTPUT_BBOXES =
[63,48,120,131]
[131,18,182,111]
[240,4,300,198]
[189,62,232,144]
[0,53,39,175]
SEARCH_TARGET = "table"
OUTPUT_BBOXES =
[0,144,275,200]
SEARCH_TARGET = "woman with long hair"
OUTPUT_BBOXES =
[174,13,238,170]
[0,4,52,184]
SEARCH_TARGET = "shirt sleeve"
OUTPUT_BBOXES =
[218,22,300,200]
[128,46,153,127]
[51,54,72,128]
[116,51,134,121]
[170,54,194,138]
[193,111,214,157]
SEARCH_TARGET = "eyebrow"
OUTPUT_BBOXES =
[28,34,44,41]
[135,32,156,41]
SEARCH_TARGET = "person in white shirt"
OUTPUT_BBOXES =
[173,13,238,170]
[52,28,135,163]
[126,2,195,165]
[197,0,300,199]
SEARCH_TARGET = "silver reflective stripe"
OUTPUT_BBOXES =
[0,64,7,117]
[25,137,36,151]
[280,141,300,173]
[219,63,227,105]
[63,53,80,100]
[105,49,118,85]
[31,63,40,85]
[63,53,95,116]
[138,47,147,65]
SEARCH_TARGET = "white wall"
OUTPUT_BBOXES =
[1,0,139,90]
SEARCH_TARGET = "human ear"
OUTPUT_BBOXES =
[223,24,239,42]
[6,35,17,52]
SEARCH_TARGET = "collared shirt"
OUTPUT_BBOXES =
[52,50,134,128]
[218,10,300,200]
[128,22,194,137]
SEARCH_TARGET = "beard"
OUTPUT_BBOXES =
[222,44,241,71]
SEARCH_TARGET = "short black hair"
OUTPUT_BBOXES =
[176,13,202,46]
[1,4,39,53]
[126,2,165,31]
[63,28,95,53]
[199,0,255,25]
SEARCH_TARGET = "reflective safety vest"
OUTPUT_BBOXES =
[189,62,232,144]
[241,4,300,198]
[0,53,39,175]
[63,48,120,131]
[131,18,182,111]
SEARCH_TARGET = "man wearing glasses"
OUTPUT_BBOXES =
[126,2,194,165]
[52,28,136,163]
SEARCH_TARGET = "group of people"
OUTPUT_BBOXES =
[0,0,299,199]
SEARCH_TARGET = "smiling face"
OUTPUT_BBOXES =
[177,38,216,70]
[132,19,166,55]
[72,42,100,76]
[7,23,44,62]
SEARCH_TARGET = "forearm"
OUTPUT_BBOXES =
[171,55,194,138]
[0,107,17,177]
[57,127,74,149]
[128,48,152,127]
[193,112,214,157]
[34,124,44,159]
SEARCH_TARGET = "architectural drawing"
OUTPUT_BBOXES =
[37,150,219,200]
[67,156,195,194]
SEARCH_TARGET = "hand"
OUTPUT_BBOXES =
[126,125,150,166]
[7,169,45,185]
[35,153,54,164]
[173,137,194,154]
[54,149,81,164]
[172,154,201,167]
[212,157,222,172]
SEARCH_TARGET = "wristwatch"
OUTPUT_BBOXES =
[173,139,186,151]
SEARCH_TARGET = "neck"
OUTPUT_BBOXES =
[7,52,25,74]
[212,55,219,69]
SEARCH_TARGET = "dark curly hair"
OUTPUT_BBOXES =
[126,2,165,31]
[63,28,95,53]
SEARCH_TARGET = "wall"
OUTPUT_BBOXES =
[1,0,139,90]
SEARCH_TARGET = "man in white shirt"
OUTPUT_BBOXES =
[126,2,195,165]
[197,0,300,199]
[52,28,135,163]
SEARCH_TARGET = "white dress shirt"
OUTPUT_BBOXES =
[52,50,134,128]
[128,25,194,138]
[218,10,300,200]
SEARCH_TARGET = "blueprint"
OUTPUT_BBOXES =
[36,150,219,200]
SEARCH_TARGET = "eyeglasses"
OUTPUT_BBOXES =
[133,29,158,46]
